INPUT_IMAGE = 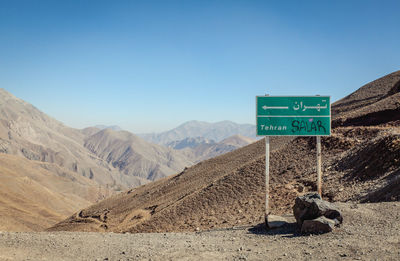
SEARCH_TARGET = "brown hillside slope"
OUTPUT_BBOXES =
[84,129,192,181]
[0,88,144,189]
[0,88,191,190]
[0,154,107,231]
[332,70,400,126]
[49,71,400,233]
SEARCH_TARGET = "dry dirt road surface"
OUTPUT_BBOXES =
[0,202,399,261]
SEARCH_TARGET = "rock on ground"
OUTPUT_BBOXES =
[301,216,336,234]
[293,192,343,227]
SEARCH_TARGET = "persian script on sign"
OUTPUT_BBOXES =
[256,96,331,136]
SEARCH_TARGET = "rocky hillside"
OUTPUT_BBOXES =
[84,129,192,181]
[0,88,141,189]
[49,70,400,233]
[332,70,400,126]
[0,89,192,231]
[0,153,105,231]
[0,88,195,188]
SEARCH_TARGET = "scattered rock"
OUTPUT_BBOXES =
[266,215,288,229]
[301,216,336,234]
[293,192,343,227]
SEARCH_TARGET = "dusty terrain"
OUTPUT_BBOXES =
[0,154,107,231]
[49,126,400,233]
[48,71,400,234]
[1,202,399,260]
[1,71,400,260]
[0,89,254,231]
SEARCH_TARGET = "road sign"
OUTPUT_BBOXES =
[256,96,331,136]
[258,95,331,227]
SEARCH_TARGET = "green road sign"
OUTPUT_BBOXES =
[256,96,331,136]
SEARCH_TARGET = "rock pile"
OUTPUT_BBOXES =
[293,193,343,234]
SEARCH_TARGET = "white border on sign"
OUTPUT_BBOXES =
[255,95,332,137]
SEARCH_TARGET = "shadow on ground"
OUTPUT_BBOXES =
[248,222,303,238]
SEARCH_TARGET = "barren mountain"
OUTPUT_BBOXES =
[0,88,144,189]
[84,128,192,181]
[0,88,193,188]
[139,120,256,145]
[50,70,400,234]
[0,89,192,231]
[0,153,105,231]
[332,70,400,126]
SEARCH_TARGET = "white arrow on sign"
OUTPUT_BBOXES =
[262,105,289,110]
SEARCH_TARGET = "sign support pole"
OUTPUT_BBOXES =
[265,136,270,228]
[257,95,330,227]
[316,136,322,197]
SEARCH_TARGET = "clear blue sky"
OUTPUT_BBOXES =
[1,0,399,133]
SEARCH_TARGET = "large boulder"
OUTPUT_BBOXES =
[293,192,343,227]
[301,216,336,234]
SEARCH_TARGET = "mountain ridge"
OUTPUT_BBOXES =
[0,88,192,231]
[84,128,192,181]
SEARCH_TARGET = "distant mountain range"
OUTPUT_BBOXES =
[168,135,256,163]
[84,128,192,181]
[138,120,257,145]
[0,88,159,189]
[0,88,256,231]
[165,136,216,150]
[0,88,192,230]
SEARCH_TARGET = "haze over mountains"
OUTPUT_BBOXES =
[137,121,257,162]
[169,135,256,163]
[94,125,123,131]
[50,70,400,233]
[139,120,256,145]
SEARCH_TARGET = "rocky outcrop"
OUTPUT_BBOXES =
[293,193,343,234]
[301,216,336,234]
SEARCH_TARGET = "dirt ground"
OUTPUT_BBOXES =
[1,202,399,261]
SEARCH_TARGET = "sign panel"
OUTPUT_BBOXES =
[256,96,331,136]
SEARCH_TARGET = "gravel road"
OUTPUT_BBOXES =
[0,202,399,261]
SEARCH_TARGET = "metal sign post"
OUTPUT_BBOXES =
[256,95,331,228]
[317,136,322,196]
[265,136,270,225]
